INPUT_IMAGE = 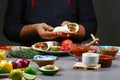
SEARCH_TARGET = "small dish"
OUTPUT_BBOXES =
[33,55,57,67]
[82,53,99,67]
[99,46,119,58]
[99,55,113,68]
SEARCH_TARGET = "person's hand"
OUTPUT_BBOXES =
[35,23,60,40]
[61,21,71,26]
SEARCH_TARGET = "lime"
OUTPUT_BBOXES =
[0,68,8,73]
[23,72,36,80]
[10,69,23,80]
[24,67,37,75]
[50,46,59,51]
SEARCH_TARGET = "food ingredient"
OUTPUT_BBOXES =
[61,39,73,48]
[0,68,8,73]
[10,69,23,80]
[34,42,48,50]
[45,65,55,70]
[50,46,59,51]
[12,58,30,69]
[0,49,6,60]
[0,46,10,50]
[23,72,36,80]
[67,23,77,32]
[0,60,13,72]
[103,46,117,51]
[24,66,37,75]
[11,49,40,59]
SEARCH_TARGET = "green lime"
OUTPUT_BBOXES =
[50,46,59,51]
[0,68,8,73]
[24,67,37,75]
[23,72,36,80]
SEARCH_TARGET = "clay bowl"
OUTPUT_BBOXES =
[100,46,119,58]
[33,55,57,67]
[98,55,113,68]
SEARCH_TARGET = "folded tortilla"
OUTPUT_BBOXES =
[53,23,79,33]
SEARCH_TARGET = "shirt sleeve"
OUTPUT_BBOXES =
[77,0,97,40]
[3,0,25,43]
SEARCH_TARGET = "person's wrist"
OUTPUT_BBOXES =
[31,24,39,34]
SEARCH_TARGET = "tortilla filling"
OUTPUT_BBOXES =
[35,43,48,50]
[67,24,77,32]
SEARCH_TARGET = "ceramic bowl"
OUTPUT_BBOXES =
[82,53,99,66]
[100,46,119,58]
[99,55,113,68]
[33,55,57,67]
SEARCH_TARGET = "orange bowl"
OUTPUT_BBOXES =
[99,55,113,68]
[71,44,89,57]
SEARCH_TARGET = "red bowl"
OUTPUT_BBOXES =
[99,55,113,68]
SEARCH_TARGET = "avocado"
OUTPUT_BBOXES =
[39,66,59,75]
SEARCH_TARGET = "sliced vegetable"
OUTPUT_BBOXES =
[0,46,10,50]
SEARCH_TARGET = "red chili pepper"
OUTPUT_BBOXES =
[0,46,10,50]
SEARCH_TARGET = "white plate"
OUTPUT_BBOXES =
[32,48,71,56]
[37,50,71,56]
[0,73,9,77]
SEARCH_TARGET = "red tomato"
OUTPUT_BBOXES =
[61,39,73,48]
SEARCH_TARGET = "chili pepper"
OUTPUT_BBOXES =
[0,46,10,50]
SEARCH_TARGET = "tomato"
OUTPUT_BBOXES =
[61,39,73,48]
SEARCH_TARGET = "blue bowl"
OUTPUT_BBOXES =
[99,46,119,58]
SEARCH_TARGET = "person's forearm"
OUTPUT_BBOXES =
[20,24,37,40]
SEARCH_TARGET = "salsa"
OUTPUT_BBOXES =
[71,47,89,57]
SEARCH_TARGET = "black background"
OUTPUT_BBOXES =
[0,0,120,46]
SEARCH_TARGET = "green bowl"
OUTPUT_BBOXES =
[39,66,59,75]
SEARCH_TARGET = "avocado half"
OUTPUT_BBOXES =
[39,66,59,75]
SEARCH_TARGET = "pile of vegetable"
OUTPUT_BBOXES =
[10,49,40,59]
